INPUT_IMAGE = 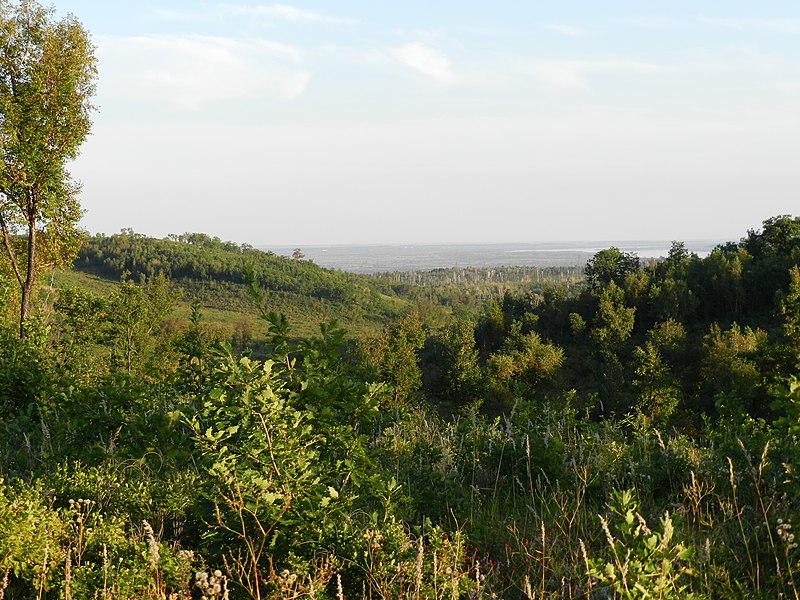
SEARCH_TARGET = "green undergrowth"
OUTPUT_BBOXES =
[2,217,800,598]
[48,267,413,341]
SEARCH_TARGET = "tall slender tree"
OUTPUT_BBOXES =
[0,0,96,335]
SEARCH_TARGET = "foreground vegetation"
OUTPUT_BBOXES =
[1,215,800,599]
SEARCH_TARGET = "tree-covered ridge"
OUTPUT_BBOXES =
[77,230,371,302]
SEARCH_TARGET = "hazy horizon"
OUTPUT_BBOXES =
[261,238,725,250]
[258,239,723,274]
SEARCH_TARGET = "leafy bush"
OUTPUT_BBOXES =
[584,489,699,599]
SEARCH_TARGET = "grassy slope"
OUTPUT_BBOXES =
[48,230,425,341]
[49,268,415,341]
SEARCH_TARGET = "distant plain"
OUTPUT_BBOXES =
[262,241,722,274]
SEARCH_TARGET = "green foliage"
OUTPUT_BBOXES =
[632,341,680,425]
[105,273,178,375]
[0,269,16,324]
[585,247,640,289]
[586,489,700,599]
[172,299,225,393]
[0,479,65,595]
[183,337,387,596]
[569,311,586,335]
[744,214,800,259]
[186,355,329,596]
[358,310,426,406]
[5,215,800,598]
[780,265,800,368]
[0,0,96,331]
[354,519,473,600]
[486,322,564,407]
[701,322,769,415]
[592,281,636,352]
[424,317,484,411]
[0,477,199,600]
[0,325,47,414]
[771,376,800,464]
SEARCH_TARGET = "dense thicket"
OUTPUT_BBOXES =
[1,216,800,599]
[461,216,800,421]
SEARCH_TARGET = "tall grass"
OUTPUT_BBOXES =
[3,397,798,598]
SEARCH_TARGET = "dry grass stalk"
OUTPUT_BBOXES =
[0,569,9,600]
[414,536,424,599]
[65,547,72,600]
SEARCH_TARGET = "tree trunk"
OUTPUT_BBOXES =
[19,201,38,338]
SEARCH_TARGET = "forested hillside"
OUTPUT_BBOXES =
[78,231,370,301]
[66,231,580,339]
[69,230,423,339]
[2,215,800,599]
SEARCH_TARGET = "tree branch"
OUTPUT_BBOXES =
[0,212,24,287]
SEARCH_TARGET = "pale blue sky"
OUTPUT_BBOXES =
[50,1,800,245]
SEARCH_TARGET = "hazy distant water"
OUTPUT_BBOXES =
[260,241,722,275]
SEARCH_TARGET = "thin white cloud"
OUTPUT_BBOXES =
[151,4,357,25]
[152,8,197,21]
[219,3,358,25]
[392,42,456,83]
[620,17,689,29]
[545,24,587,37]
[529,63,590,91]
[528,58,669,91]
[578,58,668,73]
[679,44,784,76]
[776,80,800,93]
[98,35,310,109]
[698,16,800,34]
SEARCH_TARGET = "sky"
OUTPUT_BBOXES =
[46,1,800,245]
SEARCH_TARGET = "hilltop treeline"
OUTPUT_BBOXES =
[1,216,800,598]
[78,230,367,301]
[379,265,584,309]
[381,264,583,288]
